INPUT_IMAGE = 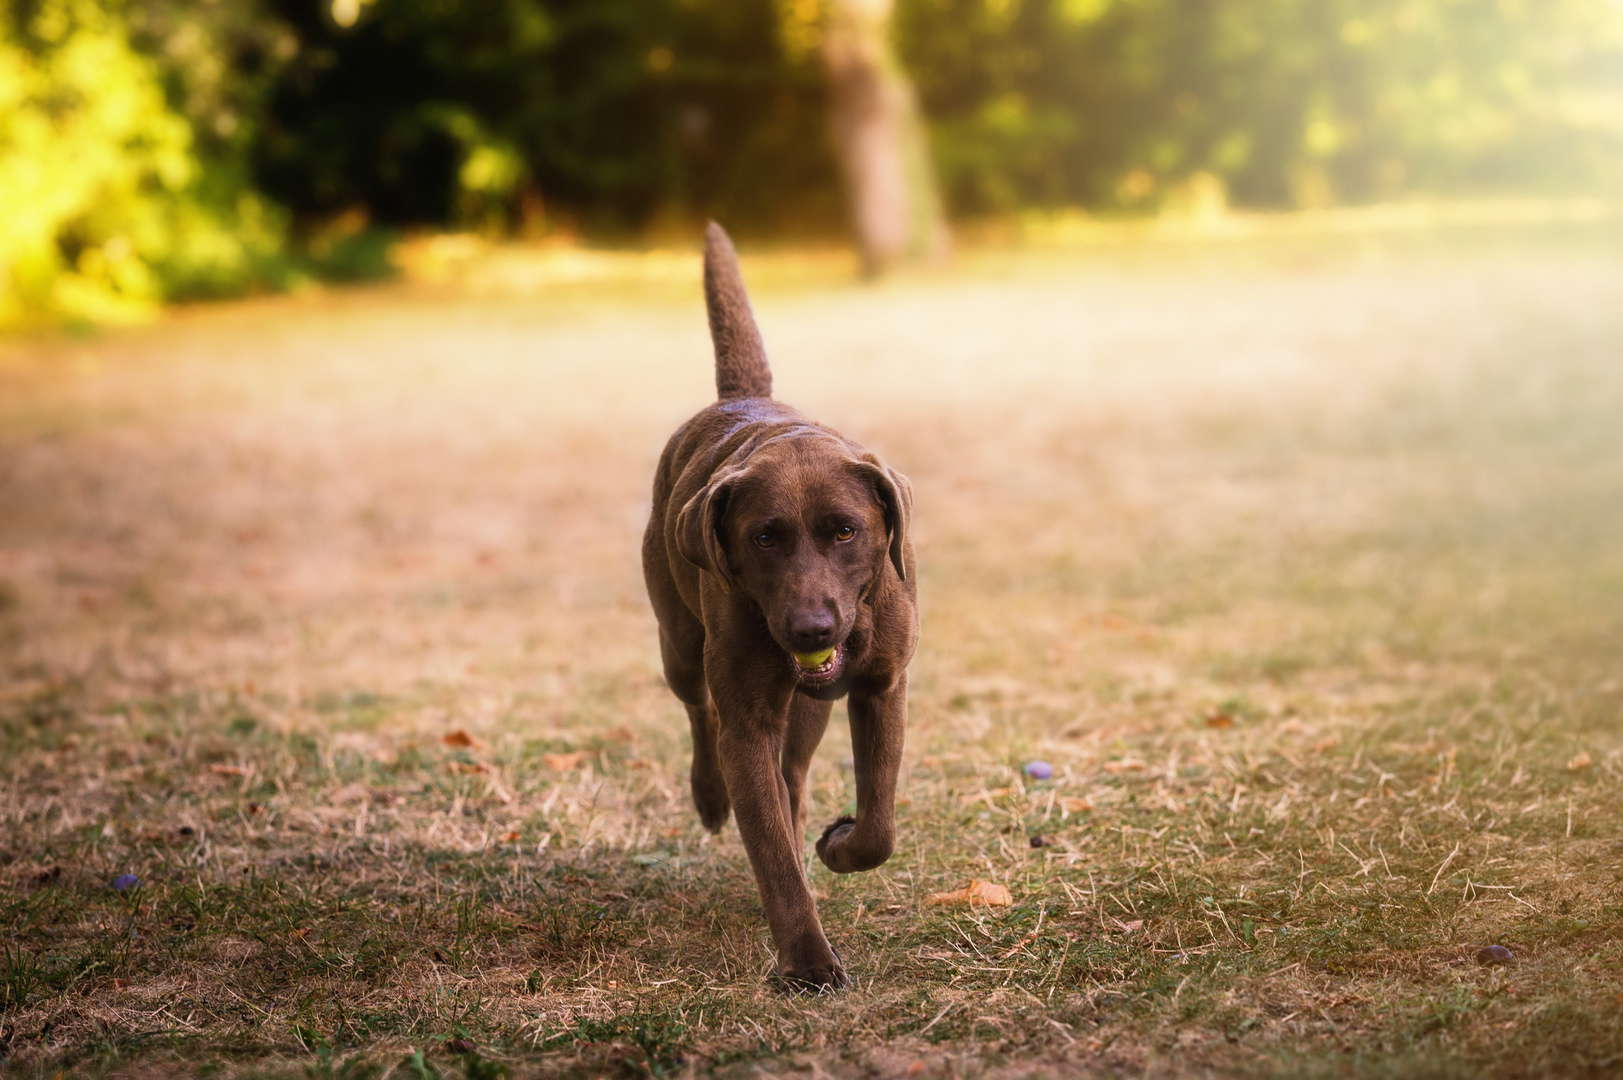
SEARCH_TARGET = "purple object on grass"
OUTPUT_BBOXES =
[113,874,141,892]
[1024,760,1054,780]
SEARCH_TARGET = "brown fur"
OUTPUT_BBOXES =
[641,223,919,990]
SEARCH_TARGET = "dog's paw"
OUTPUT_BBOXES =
[691,773,731,833]
[816,815,856,859]
[816,815,892,874]
[774,946,849,993]
[694,796,730,833]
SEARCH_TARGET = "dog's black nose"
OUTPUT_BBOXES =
[789,612,837,651]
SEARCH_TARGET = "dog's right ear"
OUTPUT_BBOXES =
[676,468,743,594]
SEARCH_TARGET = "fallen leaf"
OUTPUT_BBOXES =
[603,725,636,743]
[447,761,492,775]
[1279,718,1305,734]
[626,759,654,770]
[208,764,247,777]
[1204,712,1235,729]
[1310,735,1339,753]
[926,880,1013,907]
[501,830,521,842]
[1114,918,1144,933]
[442,729,486,751]
[1060,796,1095,814]
[1568,751,1592,772]
[1102,760,1145,774]
[541,751,586,771]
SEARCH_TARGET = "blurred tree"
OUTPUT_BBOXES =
[0,0,291,327]
[790,0,949,273]
[7,0,1623,326]
[895,0,1623,214]
[253,0,844,237]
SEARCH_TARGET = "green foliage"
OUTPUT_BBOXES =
[7,0,1623,326]
[253,0,841,236]
[0,0,293,327]
[895,0,1623,213]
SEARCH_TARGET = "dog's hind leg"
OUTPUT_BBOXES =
[658,620,730,832]
[781,694,833,846]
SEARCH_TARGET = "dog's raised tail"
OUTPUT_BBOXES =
[704,222,772,401]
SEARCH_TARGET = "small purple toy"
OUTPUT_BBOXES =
[1024,760,1054,781]
[1475,945,1514,966]
[113,874,141,892]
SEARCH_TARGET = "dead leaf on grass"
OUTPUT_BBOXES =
[207,764,247,777]
[447,761,492,775]
[442,729,486,751]
[1204,712,1235,729]
[1567,751,1592,772]
[1060,796,1094,814]
[926,880,1013,907]
[541,751,586,771]
[1311,735,1339,753]
[1102,760,1145,774]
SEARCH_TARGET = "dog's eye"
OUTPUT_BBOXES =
[754,532,774,549]
[834,525,855,542]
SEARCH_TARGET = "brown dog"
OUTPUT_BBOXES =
[641,224,918,990]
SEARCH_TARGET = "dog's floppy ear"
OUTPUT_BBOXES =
[852,454,912,582]
[676,466,746,593]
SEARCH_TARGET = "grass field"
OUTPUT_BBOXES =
[2,221,1621,1078]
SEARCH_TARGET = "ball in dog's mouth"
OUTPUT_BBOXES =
[792,645,841,680]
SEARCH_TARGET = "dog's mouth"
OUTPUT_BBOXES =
[791,644,843,684]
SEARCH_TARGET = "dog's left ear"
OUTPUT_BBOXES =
[676,466,746,593]
[852,454,912,582]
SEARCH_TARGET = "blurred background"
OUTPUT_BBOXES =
[5,0,1623,324]
[4,5,1623,1070]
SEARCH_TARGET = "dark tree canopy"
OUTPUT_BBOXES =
[254,0,843,234]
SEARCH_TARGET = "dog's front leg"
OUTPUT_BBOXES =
[711,672,847,990]
[816,673,905,874]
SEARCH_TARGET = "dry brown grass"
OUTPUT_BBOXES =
[2,224,1621,1079]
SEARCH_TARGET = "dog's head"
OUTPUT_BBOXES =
[677,432,911,685]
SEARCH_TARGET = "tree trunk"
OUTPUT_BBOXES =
[820,0,948,276]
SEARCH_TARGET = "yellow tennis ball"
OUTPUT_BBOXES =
[794,647,835,669]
